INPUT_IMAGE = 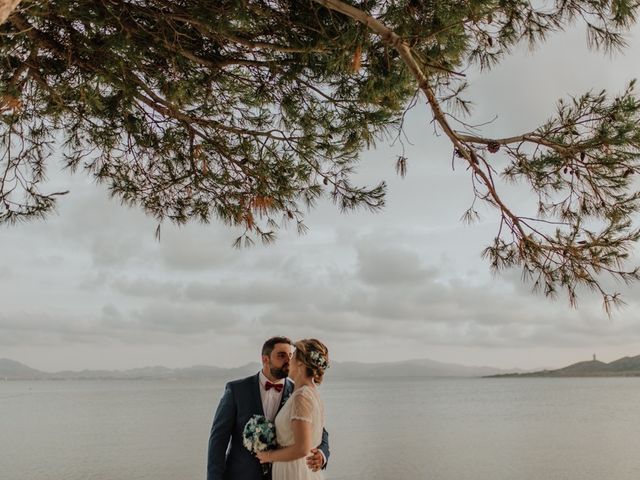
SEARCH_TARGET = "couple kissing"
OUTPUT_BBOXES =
[207,336,330,480]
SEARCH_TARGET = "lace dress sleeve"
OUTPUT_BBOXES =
[290,387,315,423]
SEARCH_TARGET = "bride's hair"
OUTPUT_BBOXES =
[294,339,329,385]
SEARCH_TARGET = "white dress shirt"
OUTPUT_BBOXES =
[258,371,285,421]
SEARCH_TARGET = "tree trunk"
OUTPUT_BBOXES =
[0,0,22,25]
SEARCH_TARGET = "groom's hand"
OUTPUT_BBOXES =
[306,449,325,472]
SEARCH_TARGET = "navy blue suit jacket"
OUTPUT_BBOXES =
[207,373,330,480]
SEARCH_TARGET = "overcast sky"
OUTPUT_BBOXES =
[3,24,640,372]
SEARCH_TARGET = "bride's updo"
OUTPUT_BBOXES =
[294,339,329,385]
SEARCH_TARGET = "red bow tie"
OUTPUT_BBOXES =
[265,381,283,392]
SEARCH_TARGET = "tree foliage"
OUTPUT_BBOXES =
[2,0,640,310]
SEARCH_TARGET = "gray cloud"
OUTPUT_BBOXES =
[237,235,640,353]
[102,303,124,321]
[158,227,241,271]
[0,304,247,349]
[90,236,149,268]
[356,243,436,286]
[110,277,183,300]
[0,265,13,280]
[131,302,241,335]
[0,310,108,346]
[184,280,293,306]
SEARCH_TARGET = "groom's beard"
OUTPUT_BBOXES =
[270,364,289,380]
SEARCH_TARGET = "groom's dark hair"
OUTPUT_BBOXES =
[262,336,293,356]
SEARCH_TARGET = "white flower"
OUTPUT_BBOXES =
[242,415,276,453]
[309,350,329,370]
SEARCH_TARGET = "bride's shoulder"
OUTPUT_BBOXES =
[294,384,317,391]
[292,384,320,400]
[289,385,321,421]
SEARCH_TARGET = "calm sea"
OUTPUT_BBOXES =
[2,377,640,480]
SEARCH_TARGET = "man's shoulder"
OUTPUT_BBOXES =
[226,373,258,390]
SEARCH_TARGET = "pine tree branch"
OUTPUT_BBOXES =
[10,13,303,143]
[312,0,526,238]
[5,1,640,309]
[106,0,327,54]
[313,0,640,311]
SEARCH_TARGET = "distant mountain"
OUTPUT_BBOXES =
[490,355,640,377]
[606,355,640,374]
[555,360,609,375]
[8,354,640,381]
[0,358,43,379]
[0,358,517,380]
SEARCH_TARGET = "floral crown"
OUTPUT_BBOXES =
[308,350,329,370]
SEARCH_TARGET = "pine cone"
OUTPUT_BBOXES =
[487,141,500,153]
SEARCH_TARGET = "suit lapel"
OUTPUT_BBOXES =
[276,378,294,414]
[253,372,265,417]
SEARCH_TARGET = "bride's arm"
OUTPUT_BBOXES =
[256,419,312,463]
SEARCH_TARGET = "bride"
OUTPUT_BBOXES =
[256,339,329,480]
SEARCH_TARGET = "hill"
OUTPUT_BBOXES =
[0,358,44,379]
[554,360,610,376]
[605,355,640,374]
[489,355,640,378]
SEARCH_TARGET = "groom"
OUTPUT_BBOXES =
[207,336,330,480]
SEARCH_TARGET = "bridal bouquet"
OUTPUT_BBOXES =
[243,414,276,474]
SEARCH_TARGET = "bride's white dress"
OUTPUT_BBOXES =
[272,385,325,480]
